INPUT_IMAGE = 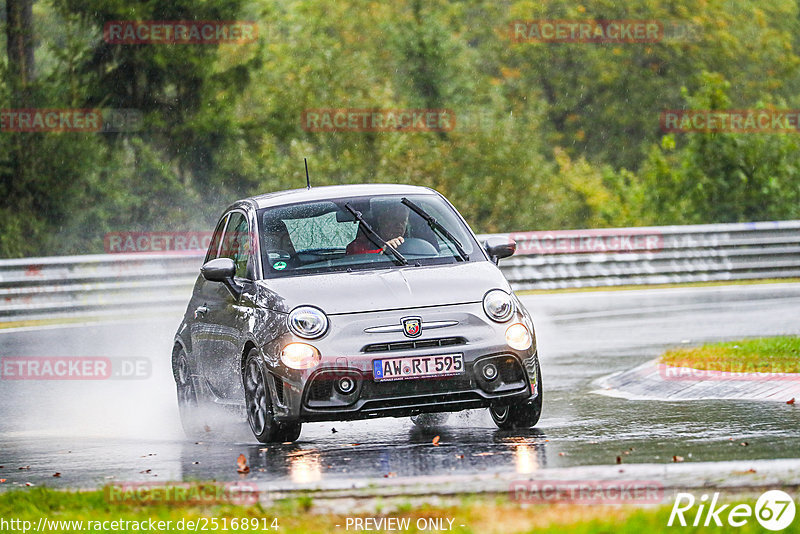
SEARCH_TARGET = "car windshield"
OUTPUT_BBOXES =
[257,194,484,278]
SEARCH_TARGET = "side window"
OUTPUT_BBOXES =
[204,216,228,262]
[220,212,252,279]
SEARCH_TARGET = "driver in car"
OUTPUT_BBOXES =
[263,219,296,257]
[346,203,408,255]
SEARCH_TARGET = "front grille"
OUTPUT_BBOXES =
[307,378,333,401]
[362,336,466,353]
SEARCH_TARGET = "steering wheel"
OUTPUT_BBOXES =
[396,237,439,256]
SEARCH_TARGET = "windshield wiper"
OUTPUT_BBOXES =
[401,198,468,261]
[344,204,408,265]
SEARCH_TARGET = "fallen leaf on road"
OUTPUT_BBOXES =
[673,456,684,462]
[139,469,151,474]
[18,466,30,470]
[733,468,757,475]
[236,454,250,474]
[53,473,61,478]
[432,436,440,446]
[788,398,796,405]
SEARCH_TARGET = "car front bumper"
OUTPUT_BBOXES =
[265,301,539,423]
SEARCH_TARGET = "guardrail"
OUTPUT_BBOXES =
[0,220,798,321]
[484,220,800,290]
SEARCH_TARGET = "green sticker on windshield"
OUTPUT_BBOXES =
[273,261,287,271]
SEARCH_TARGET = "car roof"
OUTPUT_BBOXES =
[244,183,439,210]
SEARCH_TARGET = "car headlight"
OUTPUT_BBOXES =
[288,306,328,339]
[281,343,321,369]
[505,323,532,351]
[483,289,515,322]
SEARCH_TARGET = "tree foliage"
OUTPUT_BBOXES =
[1,0,799,257]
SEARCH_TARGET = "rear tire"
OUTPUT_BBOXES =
[174,349,206,439]
[490,359,543,430]
[410,413,450,427]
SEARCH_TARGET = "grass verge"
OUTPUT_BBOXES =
[660,336,800,373]
[0,487,782,533]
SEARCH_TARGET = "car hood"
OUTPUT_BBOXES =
[257,261,511,315]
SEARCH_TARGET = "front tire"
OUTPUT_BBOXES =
[490,359,543,430]
[243,349,301,443]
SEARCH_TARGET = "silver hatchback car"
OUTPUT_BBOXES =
[172,184,542,443]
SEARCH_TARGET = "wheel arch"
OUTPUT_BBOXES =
[240,340,259,380]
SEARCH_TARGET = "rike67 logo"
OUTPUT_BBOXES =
[669,490,796,531]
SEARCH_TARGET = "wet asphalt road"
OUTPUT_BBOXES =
[1,283,799,490]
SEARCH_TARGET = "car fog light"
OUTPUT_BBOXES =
[482,363,498,381]
[281,343,321,370]
[336,376,356,394]
[505,323,532,351]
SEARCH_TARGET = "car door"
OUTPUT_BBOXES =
[198,210,258,400]
[188,214,228,378]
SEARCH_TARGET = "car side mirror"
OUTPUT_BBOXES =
[201,258,243,299]
[484,236,516,264]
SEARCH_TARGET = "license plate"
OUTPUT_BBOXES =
[372,353,464,381]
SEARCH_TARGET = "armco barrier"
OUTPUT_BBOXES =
[0,253,202,319]
[487,220,800,290]
[0,220,798,321]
